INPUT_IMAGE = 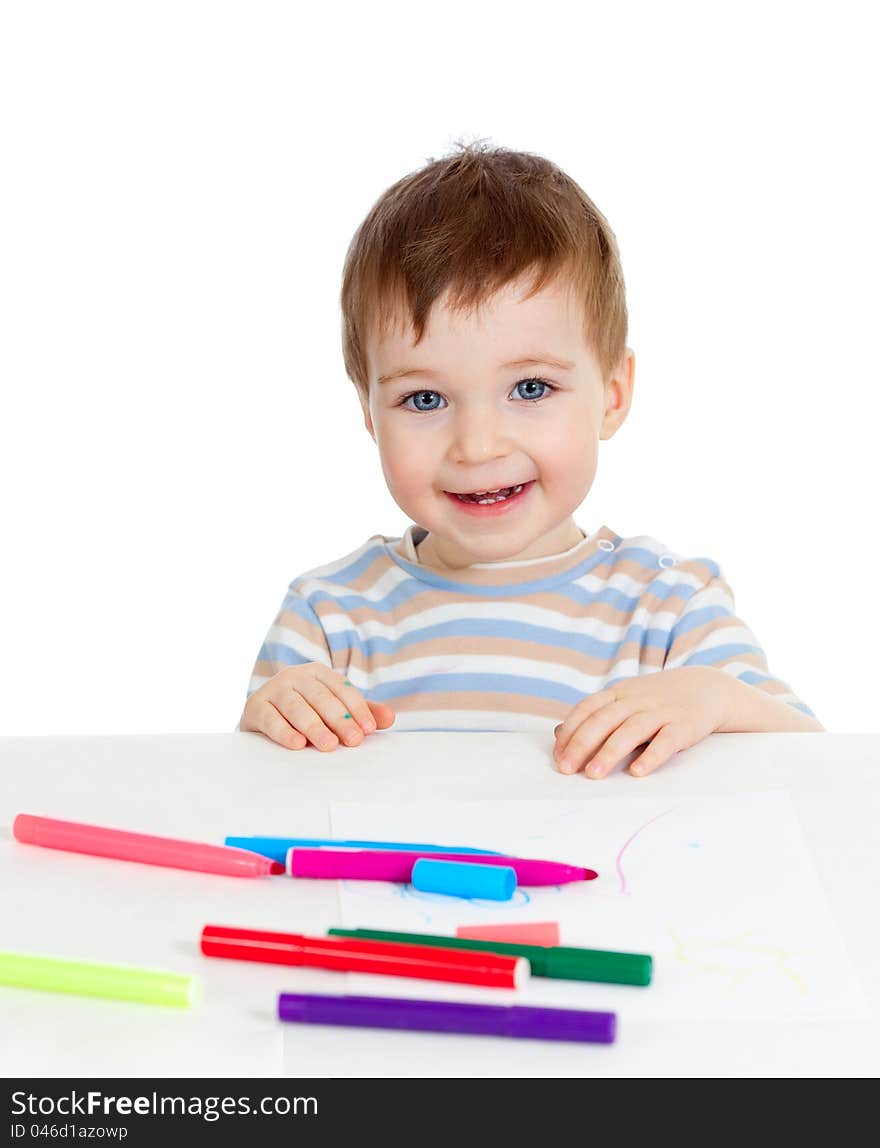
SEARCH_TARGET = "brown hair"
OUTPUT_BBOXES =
[340,138,628,400]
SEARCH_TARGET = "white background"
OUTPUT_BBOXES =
[1,0,876,736]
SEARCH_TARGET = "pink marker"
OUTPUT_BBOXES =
[456,922,561,947]
[13,814,284,878]
[287,848,596,886]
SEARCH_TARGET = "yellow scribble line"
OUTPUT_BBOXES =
[665,924,808,997]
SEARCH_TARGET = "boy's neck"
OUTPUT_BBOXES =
[414,522,587,570]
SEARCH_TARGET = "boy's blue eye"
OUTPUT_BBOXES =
[398,377,556,412]
[514,378,552,401]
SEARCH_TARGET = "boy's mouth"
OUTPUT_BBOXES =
[450,483,524,504]
[444,480,534,513]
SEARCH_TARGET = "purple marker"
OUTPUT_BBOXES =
[278,992,616,1044]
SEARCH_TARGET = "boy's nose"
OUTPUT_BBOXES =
[450,409,513,464]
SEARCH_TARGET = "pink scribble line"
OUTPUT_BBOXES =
[615,808,674,895]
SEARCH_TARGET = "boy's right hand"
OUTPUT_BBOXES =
[239,664,395,752]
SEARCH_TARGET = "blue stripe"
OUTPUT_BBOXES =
[609,544,721,581]
[395,726,521,732]
[293,540,720,596]
[280,593,328,624]
[558,579,705,610]
[722,670,816,719]
[788,701,817,718]
[296,574,713,622]
[294,559,718,619]
[668,604,736,638]
[681,644,764,667]
[316,618,675,660]
[366,673,594,707]
[258,642,317,667]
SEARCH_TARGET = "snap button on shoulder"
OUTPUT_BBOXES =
[658,554,678,568]
[597,539,615,552]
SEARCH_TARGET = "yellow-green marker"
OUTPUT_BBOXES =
[0,951,201,1007]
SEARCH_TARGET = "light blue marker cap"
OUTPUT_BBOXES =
[411,858,516,901]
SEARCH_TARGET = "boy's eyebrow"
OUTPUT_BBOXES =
[377,353,576,386]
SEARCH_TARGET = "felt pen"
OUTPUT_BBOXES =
[278,992,616,1044]
[200,925,528,989]
[0,950,201,1008]
[288,847,595,885]
[13,814,284,878]
[328,928,653,986]
[224,836,504,865]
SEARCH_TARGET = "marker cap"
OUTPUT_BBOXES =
[0,950,201,1008]
[411,858,516,901]
[456,922,560,947]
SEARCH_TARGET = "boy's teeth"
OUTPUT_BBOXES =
[456,483,524,504]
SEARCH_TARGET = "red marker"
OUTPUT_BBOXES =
[200,925,529,989]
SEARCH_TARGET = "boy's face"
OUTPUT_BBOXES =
[361,273,634,568]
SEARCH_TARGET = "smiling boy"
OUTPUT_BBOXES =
[240,141,823,777]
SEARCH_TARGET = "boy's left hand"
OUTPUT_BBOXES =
[553,666,735,779]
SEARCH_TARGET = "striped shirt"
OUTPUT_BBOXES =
[246,523,815,730]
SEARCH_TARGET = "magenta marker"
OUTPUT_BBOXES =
[278,992,616,1044]
[287,848,595,886]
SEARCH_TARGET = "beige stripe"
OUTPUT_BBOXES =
[317,571,719,628]
[387,691,571,720]
[275,608,335,648]
[747,677,796,698]
[328,589,699,629]
[342,635,667,674]
[252,656,352,681]
[666,617,769,670]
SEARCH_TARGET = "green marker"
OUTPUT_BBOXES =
[0,950,202,1007]
[327,928,652,986]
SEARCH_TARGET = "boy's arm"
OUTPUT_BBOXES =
[236,579,335,730]
[247,581,333,689]
[714,670,824,732]
[553,569,823,778]
[663,574,823,730]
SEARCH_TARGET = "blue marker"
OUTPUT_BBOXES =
[224,836,504,866]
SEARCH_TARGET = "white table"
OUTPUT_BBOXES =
[1,730,877,1078]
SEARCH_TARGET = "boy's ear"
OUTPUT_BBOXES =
[599,348,635,440]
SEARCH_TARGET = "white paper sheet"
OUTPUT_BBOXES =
[330,792,865,1021]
